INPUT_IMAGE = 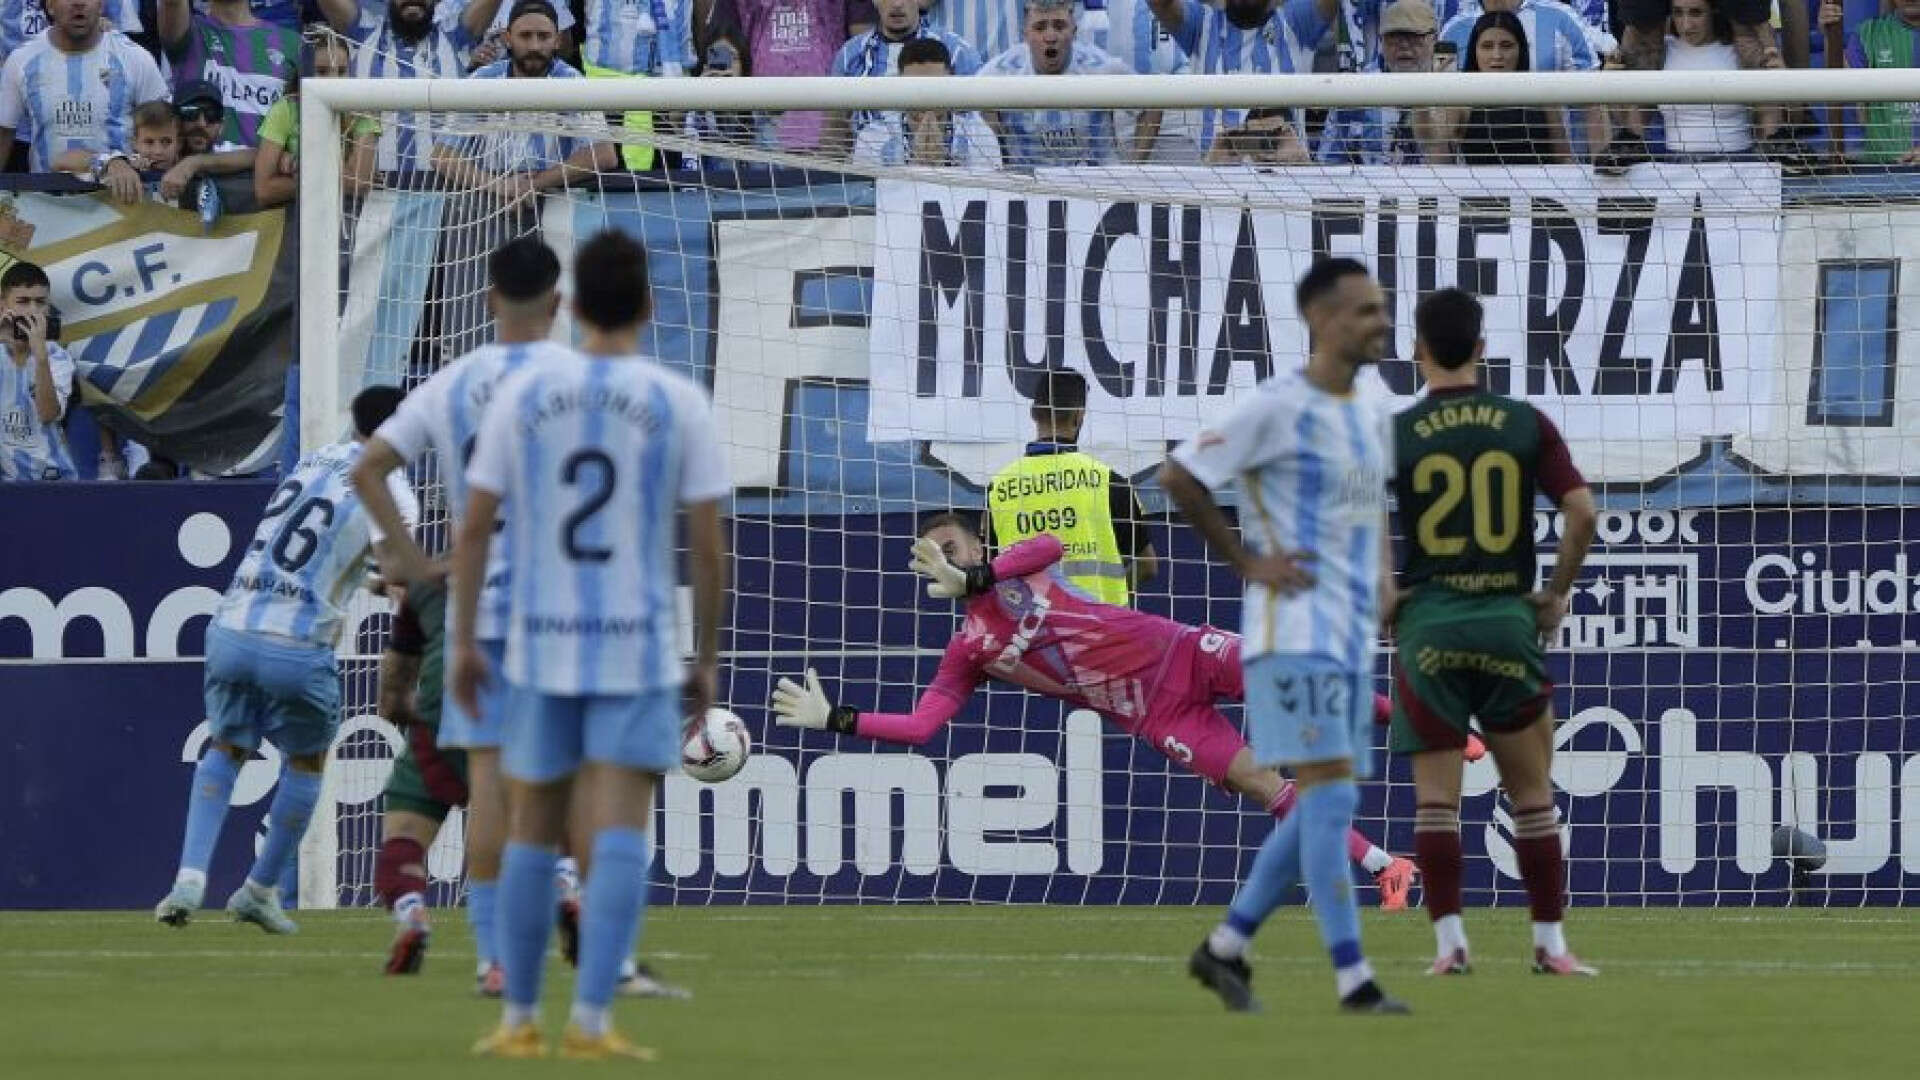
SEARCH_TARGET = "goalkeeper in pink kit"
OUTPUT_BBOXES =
[773,512,1436,906]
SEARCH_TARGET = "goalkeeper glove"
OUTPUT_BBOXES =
[909,537,995,599]
[771,668,858,734]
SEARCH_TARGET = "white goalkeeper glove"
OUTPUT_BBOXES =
[910,536,971,599]
[772,668,859,734]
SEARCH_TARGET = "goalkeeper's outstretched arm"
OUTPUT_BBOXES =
[771,531,1068,744]
[771,640,982,746]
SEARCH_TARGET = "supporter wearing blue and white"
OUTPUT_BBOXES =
[851,36,1002,167]
[434,1,617,201]
[1146,0,1337,152]
[1436,0,1597,74]
[0,0,141,72]
[0,262,76,483]
[1318,0,1448,164]
[0,0,169,174]
[977,0,1139,168]
[924,0,1025,63]
[834,0,982,148]
[345,0,506,174]
[569,0,681,76]
[1085,0,1198,160]
[835,0,982,78]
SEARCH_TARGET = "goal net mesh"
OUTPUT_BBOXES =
[306,81,1920,910]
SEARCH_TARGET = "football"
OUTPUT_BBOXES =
[681,707,752,783]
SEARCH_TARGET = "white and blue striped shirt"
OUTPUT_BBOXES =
[832,23,983,134]
[1090,0,1187,74]
[0,32,168,172]
[441,58,601,173]
[1438,0,1600,72]
[0,341,76,482]
[215,440,420,649]
[851,108,1002,168]
[832,22,984,77]
[468,354,731,696]
[373,340,576,642]
[1165,0,1331,150]
[1170,369,1392,669]
[581,0,690,75]
[348,16,478,173]
[1316,104,1427,164]
[976,40,1136,167]
[922,0,1025,66]
[0,1,143,70]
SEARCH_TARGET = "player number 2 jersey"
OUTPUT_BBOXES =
[215,440,418,648]
[374,340,575,641]
[1170,370,1391,671]
[468,354,730,696]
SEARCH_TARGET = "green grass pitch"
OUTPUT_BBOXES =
[2,907,1915,1079]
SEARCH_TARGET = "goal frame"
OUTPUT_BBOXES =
[293,67,1920,908]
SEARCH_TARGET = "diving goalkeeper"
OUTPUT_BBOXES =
[772,512,1448,906]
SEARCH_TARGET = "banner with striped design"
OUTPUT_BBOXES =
[0,180,291,475]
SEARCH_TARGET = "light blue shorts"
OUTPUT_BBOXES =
[203,625,341,758]
[502,684,683,783]
[1242,652,1376,779]
[438,638,507,750]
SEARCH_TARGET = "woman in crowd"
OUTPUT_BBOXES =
[1442,11,1571,165]
[1653,0,1762,159]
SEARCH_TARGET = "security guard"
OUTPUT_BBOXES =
[983,371,1157,605]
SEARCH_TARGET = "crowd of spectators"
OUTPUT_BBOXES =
[0,0,1916,483]
[3,0,1910,216]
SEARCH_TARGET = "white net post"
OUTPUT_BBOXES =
[293,87,346,909]
[298,69,1920,910]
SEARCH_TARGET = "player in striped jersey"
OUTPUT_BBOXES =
[1163,258,1407,1015]
[154,387,418,935]
[455,229,729,1060]
[977,0,1141,168]
[1146,0,1337,152]
[352,236,574,988]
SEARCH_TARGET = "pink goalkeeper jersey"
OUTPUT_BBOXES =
[857,535,1205,743]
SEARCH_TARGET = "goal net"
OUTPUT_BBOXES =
[297,69,1920,909]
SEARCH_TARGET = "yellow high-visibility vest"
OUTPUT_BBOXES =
[987,449,1129,606]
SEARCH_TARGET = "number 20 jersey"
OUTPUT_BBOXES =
[1392,386,1583,598]
[214,440,419,648]
[467,354,730,697]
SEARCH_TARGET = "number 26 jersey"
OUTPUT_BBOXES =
[214,440,419,648]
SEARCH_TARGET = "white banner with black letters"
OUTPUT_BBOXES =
[868,164,1782,458]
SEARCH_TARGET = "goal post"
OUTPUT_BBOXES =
[296,69,1920,910]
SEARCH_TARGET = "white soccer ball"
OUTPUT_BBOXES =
[681,707,752,783]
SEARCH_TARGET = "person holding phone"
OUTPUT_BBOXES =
[1317,0,1451,165]
[1204,107,1312,164]
[682,33,765,162]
